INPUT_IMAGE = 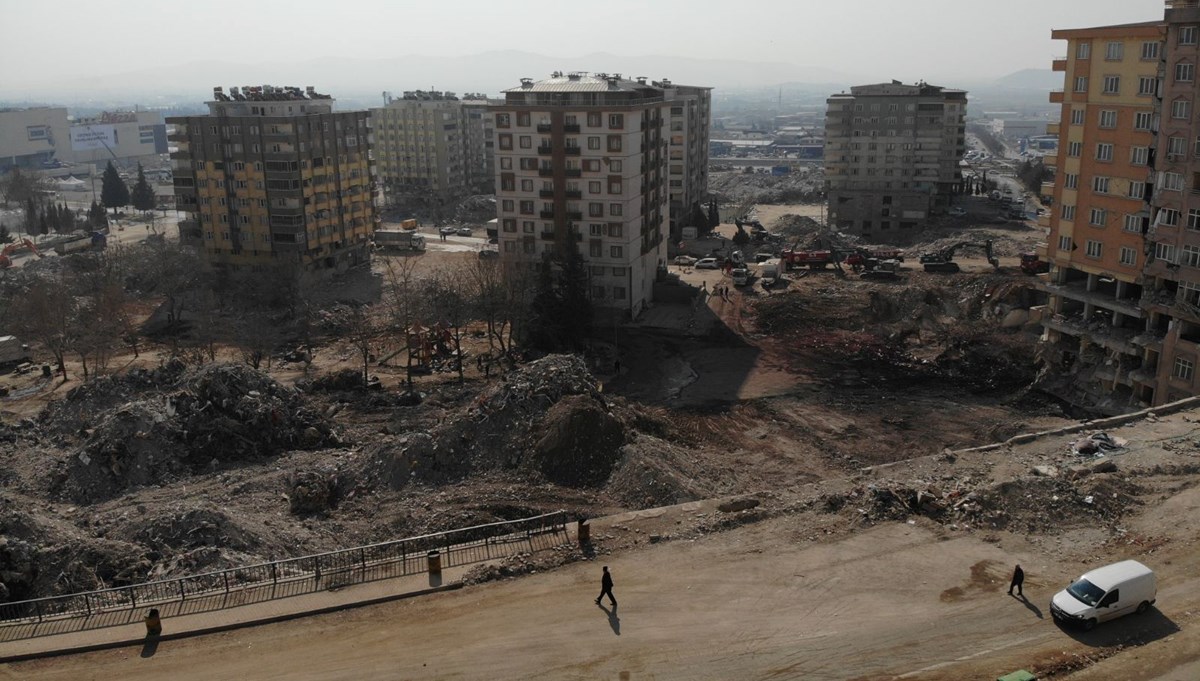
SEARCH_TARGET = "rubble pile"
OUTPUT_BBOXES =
[453,195,497,224]
[708,169,825,205]
[51,363,336,503]
[121,507,259,553]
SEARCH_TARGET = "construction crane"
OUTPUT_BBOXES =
[918,239,999,274]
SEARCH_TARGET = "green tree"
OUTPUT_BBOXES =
[130,162,156,214]
[88,201,109,229]
[1,167,52,209]
[100,161,129,216]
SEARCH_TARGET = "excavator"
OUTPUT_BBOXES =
[0,238,44,269]
[918,239,999,274]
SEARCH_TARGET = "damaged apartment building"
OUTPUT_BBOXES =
[1038,1,1200,412]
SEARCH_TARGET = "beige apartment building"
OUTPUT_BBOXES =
[661,81,712,239]
[371,91,496,203]
[491,72,687,318]
[824,81,967,241]
[167,86,377,272]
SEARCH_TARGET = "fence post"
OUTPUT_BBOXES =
[224,572,230,595]
[178,579,186,603]
[83,593,91,616]
[271,562,278,585]
[360,548,367,576]
[313,557,321,583]
[401,543,407,574]
[130,587,137,610]
[35,600,43,623]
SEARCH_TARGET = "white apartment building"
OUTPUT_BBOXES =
[491,72,711,318]
[371,91,496,201]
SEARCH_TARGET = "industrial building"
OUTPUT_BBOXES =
[166,86,377,272]
[0,107,166,174]
[490,72,710,318]
[824,81,968,240]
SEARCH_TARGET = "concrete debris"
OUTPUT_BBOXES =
[1071,432,1126,457]
[717,497,761,513]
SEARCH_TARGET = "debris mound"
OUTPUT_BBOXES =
[534,395,625,487]
[52,363,335,503]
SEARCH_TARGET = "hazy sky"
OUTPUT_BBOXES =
[0,0,1164,88]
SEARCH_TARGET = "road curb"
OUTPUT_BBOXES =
[0,582,462,664]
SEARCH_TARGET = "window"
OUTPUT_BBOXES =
[610,160,622,172]
[589,223,603,236]
[1105,42,1124,60]
[498,134,512,150]
[516,112,530,127]
[1092,177,1110,193]
[523,221,535,233]
[608,180,622,194]
[613,286,626,300]
[1062,204,1076,220]
[608,114,624,129]
[1058,235,1073,251]
[1174,357,1195,381]
[609,203,622,216]
[502,219,516,233]
[501,199,514,211]
[1085,240,1103,258]
[1102,75,1120,94]
[587,112,602,127]
[583,159,601,171]
[609,245,623,258]
[1065,173,1079,189]
[1176,62,1194,82]
[1129,180,1146,199]
[609,224,623,238]
[518,157,537,170]
[1090,208,1107,226]
[1190,209,1200,230]
[519,200,534,214]
[607,135,622,152]
[1158,242,1179,263]
[1068,141,1083,157]
[1181,26,1198,46]
[1139,76,1158,96]
[589,202,604,217]
[521,179,533,191]
[1120,246,1137,266]
[589,242,602,257]
[1131,112,1153,131]
[1185,281,1200,306]
[1070,109,1085,125]
[494,113,510,127]
[588,137,600,150]
[1099,110,1117,128]
[1125,214,1143,232]
[1077,42,1091,59]
[500,157,512,170]
[1142,41,1161,60]
[1161,208,1182,226]
[1170,136,1188,156]
[519,136,531,149]
[1074,76,1088,92]
[1096,143,1114,162]
[1185,245,1200,268]
[1164,173,1185,191]
[1131,146,1149,165]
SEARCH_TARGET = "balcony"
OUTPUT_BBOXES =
[537,145,554,155]
[539,189,556,198]
[1050,90,1065,103]
[564,147,581,156]
[540,231,556,240]
[536,124,552,133]
[540,210,556,219]
[538,168,555,177]
[565,189,582,199]
[565,168,582,178]
[1052,58,1068,71]
[564,124,581,133]
[566,211,583,221]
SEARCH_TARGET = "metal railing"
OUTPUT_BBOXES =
[0,511,568,641]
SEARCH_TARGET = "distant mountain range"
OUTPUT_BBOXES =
[988,69,1061,90]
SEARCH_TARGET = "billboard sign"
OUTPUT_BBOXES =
[71,125,117,151]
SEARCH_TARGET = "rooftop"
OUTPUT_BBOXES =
[209,85,333,103]
[503,72,658,94]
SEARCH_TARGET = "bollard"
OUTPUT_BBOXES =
[577,519,590,543]
[427,550,442,574]
[145,608,162,636]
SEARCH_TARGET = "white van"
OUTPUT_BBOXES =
[1050,560,1156,630]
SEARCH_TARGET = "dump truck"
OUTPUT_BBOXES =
[374,229,426,252]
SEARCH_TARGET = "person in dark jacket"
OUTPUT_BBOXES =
[1008,564,1025,597]
[596,565,617,606]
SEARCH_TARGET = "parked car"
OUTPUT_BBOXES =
[439,225,457,236]
[478,248,499,259]
[695,257,720,269]
[1051,560,1156,631]
[457,226,473,236]
[673,255,698,266]
[753,252,775,263]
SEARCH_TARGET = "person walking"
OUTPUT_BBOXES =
[1008,564,1025,597]
[596,565,617,606]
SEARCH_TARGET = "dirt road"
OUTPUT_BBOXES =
[8,498,1196,681]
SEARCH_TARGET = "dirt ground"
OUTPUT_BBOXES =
[7,407,1200,680]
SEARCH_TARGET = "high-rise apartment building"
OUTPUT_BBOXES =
[661,81,712,238]
[168,86,377,272]
[371,91,496,203]
[490,72,709,318]
[824,81,967,240]
[1036,5,1200,411]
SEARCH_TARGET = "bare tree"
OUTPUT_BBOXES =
[422,265,471,384]
[379,256,423,389]
[339,304,384,389]
[11,274,76,381]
